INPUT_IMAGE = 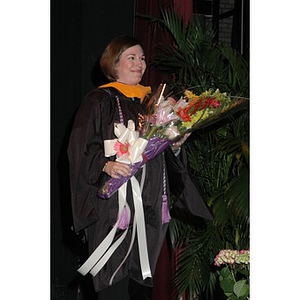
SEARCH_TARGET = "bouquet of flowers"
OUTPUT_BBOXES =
[98,85,248,199]
[214,249,250,299]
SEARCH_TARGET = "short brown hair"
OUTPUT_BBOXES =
[100,36,142,81]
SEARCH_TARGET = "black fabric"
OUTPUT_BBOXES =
[165,147,213,221]
[97,277,130,300]
[128,279,152,300]
[97,277,152,300]
[68,87,168,292]
[67,87,212,293]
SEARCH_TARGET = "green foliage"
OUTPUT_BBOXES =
[170,112,249,299]
[139,6,249,97]
[141,6,250,299]
[219,265,250,299]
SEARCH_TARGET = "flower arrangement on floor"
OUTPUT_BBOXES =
[98,84,247,199]
[214,249,250,299]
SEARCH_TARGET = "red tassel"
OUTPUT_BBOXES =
[118,207,129,229]
[162,195,171,224]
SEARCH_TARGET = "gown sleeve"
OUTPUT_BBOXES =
[165,146,213,221]
[67,89,115,233]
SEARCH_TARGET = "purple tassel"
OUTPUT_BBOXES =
[161,195,171,224]
[118,207,129,229]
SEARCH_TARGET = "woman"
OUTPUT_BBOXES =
[67,36,212,299]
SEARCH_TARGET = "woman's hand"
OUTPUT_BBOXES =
[103,161,131,178]
[171,133,191,152]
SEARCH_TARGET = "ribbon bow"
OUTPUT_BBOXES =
[77,123,152,281]
[104,120,148,164]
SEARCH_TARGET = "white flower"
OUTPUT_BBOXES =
[164,125,180,140]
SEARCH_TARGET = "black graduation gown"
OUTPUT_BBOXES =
[67,87,212,292]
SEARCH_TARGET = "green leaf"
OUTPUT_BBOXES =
[225,292,234,297]
[220,276,234,293]
[220,266,231,278]
[237,268,249,277]
[233,280,249,297]
[228,295,238,300]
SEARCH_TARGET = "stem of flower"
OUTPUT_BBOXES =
[229,267,236,283]
[146,126,158,140]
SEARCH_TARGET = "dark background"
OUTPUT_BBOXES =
[51,0,136,298]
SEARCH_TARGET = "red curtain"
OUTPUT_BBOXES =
[173,0,193,25]
[134,0,192,88]
[152,239,174,300]
[134,0,173,89]
[134,1,193,299]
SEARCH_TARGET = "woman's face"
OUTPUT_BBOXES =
[115,44,146,86]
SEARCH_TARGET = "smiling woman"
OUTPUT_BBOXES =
[115,45,146,86]
[68,36,161,300]
[99,36,146,85]
[67,35,211,300]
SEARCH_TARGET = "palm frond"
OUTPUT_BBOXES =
[139,7,249,97]
[140,6,250,299]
